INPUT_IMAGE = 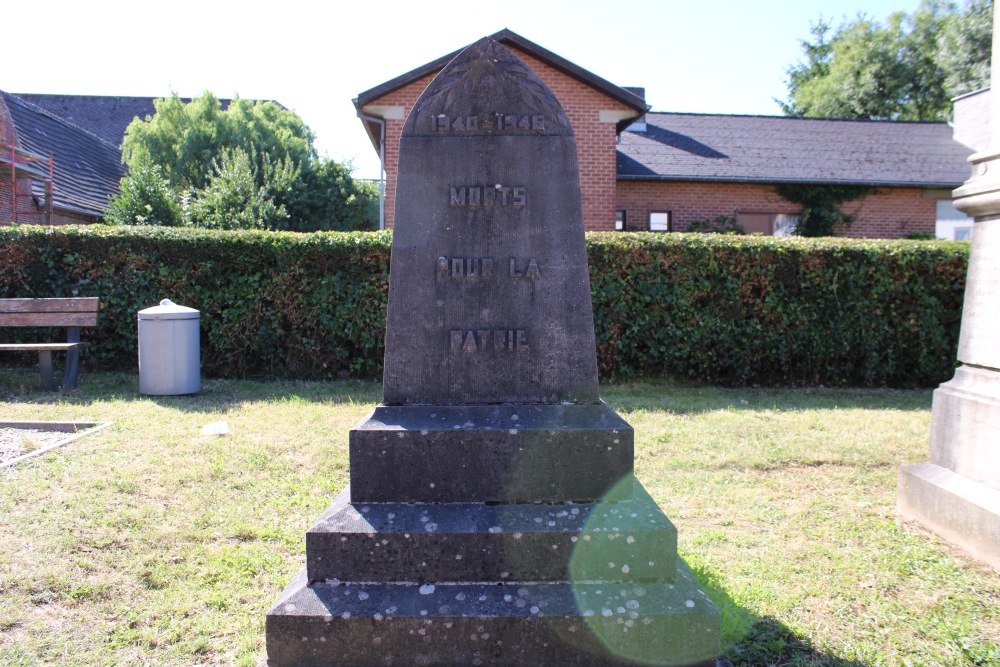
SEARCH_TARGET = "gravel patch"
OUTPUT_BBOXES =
[0,427,73,464]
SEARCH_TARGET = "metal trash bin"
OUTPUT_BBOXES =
[138,299,200,395]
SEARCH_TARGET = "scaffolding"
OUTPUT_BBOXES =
[0,143,53,225]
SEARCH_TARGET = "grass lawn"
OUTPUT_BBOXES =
[0,370,997,666]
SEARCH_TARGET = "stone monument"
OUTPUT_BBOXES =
[897,9,1000,572]
[265,38,722,665]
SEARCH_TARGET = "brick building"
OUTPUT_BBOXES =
[355,29,976,239]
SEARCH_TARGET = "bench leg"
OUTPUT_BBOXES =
[63,328,81,390]
[38,351,55,390]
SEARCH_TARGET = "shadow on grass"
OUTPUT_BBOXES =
[2,366,933,418]
[603,380,933,415]
[0,367,383,412]
[689,560,867,667]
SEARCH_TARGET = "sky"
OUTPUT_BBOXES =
[4,0,928,180]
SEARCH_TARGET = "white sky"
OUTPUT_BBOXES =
[5,0,925,179]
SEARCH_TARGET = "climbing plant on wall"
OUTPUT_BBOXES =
[773,184,875,237]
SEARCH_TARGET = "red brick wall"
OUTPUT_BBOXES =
[616,180,937,239]
[0,97,46,226]
[370,72,436,231]
[364,46,631,231]
[839,187,937,238]
[0,96,16,224]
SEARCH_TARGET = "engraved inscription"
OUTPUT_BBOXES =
[509,258,541,280]
[432,115,480,132]
[450,186,527,207]
[437,257,495,280]
[432,113,545,133]
[450,329,529,352]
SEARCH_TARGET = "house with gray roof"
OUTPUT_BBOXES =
[616,112,975,238]
[1,91,125,225]
[356,30,976,239]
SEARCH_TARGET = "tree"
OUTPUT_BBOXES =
[185,147,297,230]
[280,160,380,232]
[105,162,182,226]
[781,0,992,121]
[108,92,377,231]
[938,0,994,96]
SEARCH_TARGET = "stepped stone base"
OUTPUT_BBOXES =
[898,461,1000,572]
[305,487,677,583]
[266,480,721,666]
[928,365,1000,488]
[266,565,720,667]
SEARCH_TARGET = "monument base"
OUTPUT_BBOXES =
[927,365,1000,486]
[266,483,721,666]
[898,461,1000,572]
[349,403,633,503]
[304,487,677,583]
[266,566,720,667]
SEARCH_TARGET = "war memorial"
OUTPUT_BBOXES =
[265,38,722,666]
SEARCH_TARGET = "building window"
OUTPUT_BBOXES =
[649,211,670,232]
[954,226,972,241]
[615,210,626,231]
[736,212,799,236]
[773,214,799,237]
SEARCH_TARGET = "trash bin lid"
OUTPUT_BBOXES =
[138,298,200,320]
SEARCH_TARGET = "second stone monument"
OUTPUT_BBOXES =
[266,37,721,666]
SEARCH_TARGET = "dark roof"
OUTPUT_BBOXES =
[617,112,973,188]
[14,94,257,148]
[2,91,125,218]
[355,29,648,154]
[14,95,158,147]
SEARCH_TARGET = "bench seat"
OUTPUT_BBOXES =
[0,343,91,351]
[0,298,99,390]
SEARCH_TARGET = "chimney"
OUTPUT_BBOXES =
[624,86,647,132]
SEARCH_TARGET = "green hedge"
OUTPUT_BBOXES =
[588,233,967,387]
[0,226,969,387]
[0,226,391,379]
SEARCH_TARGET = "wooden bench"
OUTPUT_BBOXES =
[0,298,99,390]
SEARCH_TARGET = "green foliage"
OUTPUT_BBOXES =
[586,232,967,387]
[0,225,390,379]
[105,163,182,227]
[782,1,992,121]
[121,93,314,192]
[111,92,375,232]
[773,184,874,237]
[938,0,994,97]
[686,215,746,235]
[281,162,380,232]
[185,148,295,230]
[0,227,967,387]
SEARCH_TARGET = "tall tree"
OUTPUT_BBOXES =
[938,0,994,96]
[781,0,992,121]
[109,92,377,231]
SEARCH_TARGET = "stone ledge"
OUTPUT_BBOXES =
[266,563,720,667]
[929,366,1000,490]
[898,461,1000,572]
[306,486,677,584]
[349,403,633,503]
